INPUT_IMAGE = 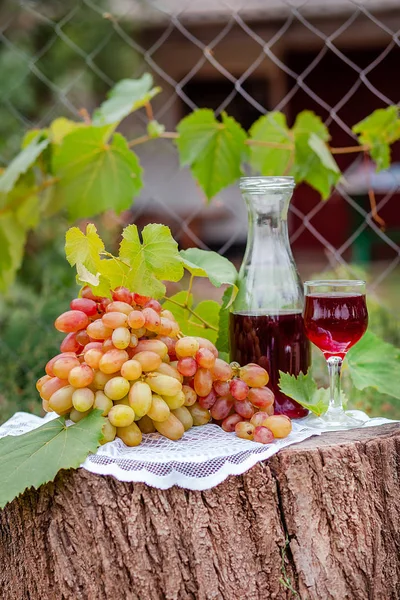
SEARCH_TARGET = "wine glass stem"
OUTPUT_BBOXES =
[327,356,343,411]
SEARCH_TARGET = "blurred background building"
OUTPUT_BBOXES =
[0,0,399,420]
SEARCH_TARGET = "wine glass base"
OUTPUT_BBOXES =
[299,407,370,431]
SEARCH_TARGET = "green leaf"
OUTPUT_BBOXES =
[278,370,329,416]
[179,248,238,305]
[0,135,49,194]
[65,224,105,273]
[352,106,400,170]
[53,127,143,220]
[92,74,161,126]
[49,117,84,144]
[176,109,247,200]
[162,291,193,328]
[0,411,104,509]
[292,111,340,199]
[162,292,219,343]
[248,112,293,175]
[0,212,27,291]
[215,286,232,357]
[119,223,184,298]
[15,194,40,228]
[346,330,400,399]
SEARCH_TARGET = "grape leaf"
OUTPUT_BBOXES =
[162,291,193,328]
[53,127,143,219]
[346,330,400,399]
[162,292,219,343]
[0,134,49,194]
[176,109,247,200]
[278,370,329,416]
[248,112,293,175]
[0,411,104,509]
[65,224,105,273]
[92,74,161,126]
[119,223,184,298]
[352,106,400,170]
[50,117,84,144]
[0,212,27,291]
[179,248,238,305]
[292,111,340,199]
[215,287,232,357]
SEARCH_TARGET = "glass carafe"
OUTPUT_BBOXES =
[229,176,311,418]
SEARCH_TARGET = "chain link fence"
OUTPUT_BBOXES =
[1,0,400,419]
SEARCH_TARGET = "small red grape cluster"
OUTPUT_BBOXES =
[36,286,292,446]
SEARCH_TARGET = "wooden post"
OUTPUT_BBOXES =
[0,423,399,600]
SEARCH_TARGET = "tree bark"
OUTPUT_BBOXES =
[0,423,399,600]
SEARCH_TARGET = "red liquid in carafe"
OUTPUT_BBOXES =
[303,293,368,359]
[229,311,311,418]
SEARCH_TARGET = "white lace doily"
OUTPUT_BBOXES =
[0,411,396,491]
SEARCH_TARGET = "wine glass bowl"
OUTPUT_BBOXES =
[302,280,369,430]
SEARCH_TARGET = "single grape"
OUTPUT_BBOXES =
[158,318,173,336]
[144,299,162,314]
[87,320,113,341]
[52,356,81,379]
[117,422,142,447]
[153,414,185,440]
[102,339,115,352]
[262,415,292,439]
[221,413,244,432]
[112,327,131,350]
[106,301,133,315]
[163,390,185,410]
[102,311,129,329]
[194,337,218,357]
[188,402,211,426]
[198,389,217,410]
[92,370,114,390]
[137,415,156,433]
[235,421,255,440]
[45,352,76,377]
[81,286,101,301]
[146,373,182,397]
[132,339,168,358]
[99,349,129,374]
[93,390,113,416]
[68,364,94,388]
[133,293,151,307]
[41,377,69,401]
[49,385,75,414]
[60,332,82,353]
[83,342,103,352]
[69,408,91,423]
[72,387,95,412]
[195,348,216,370]
[36,374,51,392]
[84,348,104,370]
[210,396,234,420]
[213,380,230,397]
[155,335,176,356]
[127,310,146,329]
[248,387,275,409]
[99,298,111,312]
[135,327,147,338]
[134,350,162,372]
[142,307,161,332]
[129,333,139,348]
[239,363,269,388]
[42,399,51,413]
[250,411,271,427]
[171,406,193,431]
[160,309,175,321]
[55,310,89,333]
[177,357,197,377]
[230,378,249,401]
[182,385,197,407]
[108,404,135,428]
[70,298,98,316]
[104,376,130,401]
[156,362,183,383]
[100,419,117,444]
[128,381,152,419]
[253,426,274,444]
[112,286,133,304]
[175,337,200,358]
[121,359,142,381]
[75,330,90,347]
[147,395,170,422]
[212,358,233,382]
[234,399,255,420]
[194,368,213,397]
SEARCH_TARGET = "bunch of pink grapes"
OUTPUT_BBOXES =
[36,286,292,446]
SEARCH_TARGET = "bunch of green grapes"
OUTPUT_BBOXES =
[36,286,292,447]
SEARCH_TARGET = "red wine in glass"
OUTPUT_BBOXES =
[303,293,368,359]
[229,311,311,419]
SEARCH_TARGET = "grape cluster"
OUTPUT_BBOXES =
[36,286,292,446]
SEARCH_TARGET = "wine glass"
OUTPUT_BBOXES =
[301,280,369,430]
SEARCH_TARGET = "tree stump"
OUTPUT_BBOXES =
[0,423,399,600]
